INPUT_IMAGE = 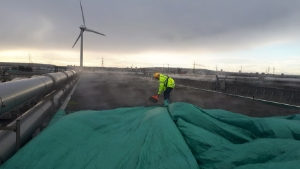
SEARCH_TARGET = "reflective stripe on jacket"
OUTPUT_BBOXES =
[158,74,175,95]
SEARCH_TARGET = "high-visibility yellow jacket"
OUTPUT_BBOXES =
[158,74,175,95]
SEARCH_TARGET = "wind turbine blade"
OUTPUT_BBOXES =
[72,32,82,48]
[85,28,106,36]
[80,1,86,25]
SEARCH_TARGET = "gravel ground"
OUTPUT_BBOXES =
[66,71,299,117]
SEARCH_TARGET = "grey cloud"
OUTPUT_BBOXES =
[0,0,300,53]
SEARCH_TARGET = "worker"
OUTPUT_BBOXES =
[151,72,175,106]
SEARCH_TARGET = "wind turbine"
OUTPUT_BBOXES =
[72,1,105,68]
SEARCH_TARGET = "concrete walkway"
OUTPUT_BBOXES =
[66,71,299,117]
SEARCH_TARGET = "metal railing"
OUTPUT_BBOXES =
[0,70,79,164]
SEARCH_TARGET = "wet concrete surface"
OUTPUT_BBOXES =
[66,71,299,117]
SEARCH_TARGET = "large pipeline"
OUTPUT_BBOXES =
[0,70,76,115]
[0,70,78,164]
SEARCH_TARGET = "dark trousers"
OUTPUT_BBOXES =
[164,87,173,100]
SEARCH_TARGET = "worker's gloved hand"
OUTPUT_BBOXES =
[152,94,159,101]
[149,94,159,103]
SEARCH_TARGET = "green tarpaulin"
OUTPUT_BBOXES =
[1,102,300,169]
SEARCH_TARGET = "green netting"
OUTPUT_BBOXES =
[169,103,300,169]
[1,102,300,169]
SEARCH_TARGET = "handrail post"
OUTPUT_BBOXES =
[16,119,21,150]
[0,119,21,151]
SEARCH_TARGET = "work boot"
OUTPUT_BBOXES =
[164,99,169,106]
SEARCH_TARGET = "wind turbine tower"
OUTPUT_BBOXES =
[72,1,105,68]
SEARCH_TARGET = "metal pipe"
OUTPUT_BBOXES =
[0,71,77,163]
[64,71,74,79]
[0,76,53,114]
[0,77,77,163]
[0,71,77,115]
[46,72,68,88]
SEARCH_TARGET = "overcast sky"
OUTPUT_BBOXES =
[0,0,300,74]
